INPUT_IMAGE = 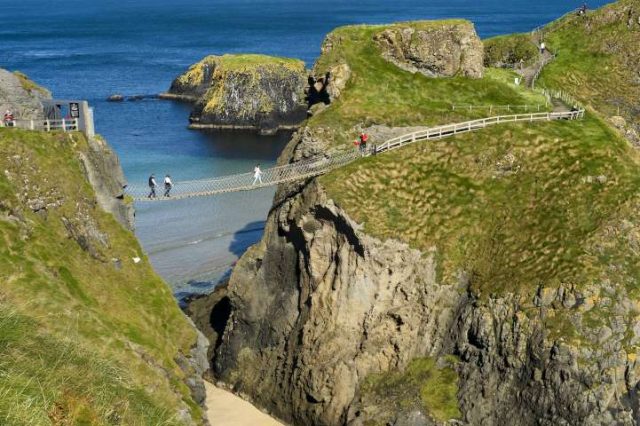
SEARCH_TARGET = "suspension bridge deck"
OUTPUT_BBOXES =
[126,110,585,202]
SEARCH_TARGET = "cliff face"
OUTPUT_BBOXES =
[213,123,640,425]
[201,8,640,426]
[373,21,484,79]
[167,54,308,133]
[0,69,50,119]
[214,176,460,425]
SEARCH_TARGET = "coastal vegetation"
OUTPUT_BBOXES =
[483,33,540,67]
[361,356,461,424]
[309,22,549,149]
[321,115,640,297]
[168,53,308,131]
[537,0,640,125]
[0,129,202,424]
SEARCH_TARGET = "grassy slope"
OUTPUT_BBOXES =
[322,115,640,296]
[0,129,200,425]
[483,33,540,67]
[309,22,549,149]
[538,0,640,123]
[361,357,461,423]
[306,14,640,420]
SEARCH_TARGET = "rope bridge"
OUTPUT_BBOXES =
[127,110,585,202]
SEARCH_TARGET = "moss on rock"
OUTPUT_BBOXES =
[168,54,308,132]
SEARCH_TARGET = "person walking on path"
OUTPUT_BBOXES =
[359,132,369,154]
[163,174,173,197]
[252,164,263,185]
[540,42,546,55]
[148,174,157,198]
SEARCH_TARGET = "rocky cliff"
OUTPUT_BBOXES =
[0,69,50,119]
[167,54,308,134]
[373,21,484,79]
[193,8,640,426]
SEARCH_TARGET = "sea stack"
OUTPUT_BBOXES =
[165,54,308,134]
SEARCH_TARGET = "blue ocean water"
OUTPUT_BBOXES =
[0,0,611,294]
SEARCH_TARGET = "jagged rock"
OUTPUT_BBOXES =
[78,135,134,231]
[307,63,352,107]
[0,68,50,119]
[373,21,484,78]
[167,54,308,132]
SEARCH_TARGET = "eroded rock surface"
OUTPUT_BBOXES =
[167,54,308,133]
[0,68,50,119]
[373,21,484,79]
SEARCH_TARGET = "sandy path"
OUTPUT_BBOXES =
[204,381,284,426]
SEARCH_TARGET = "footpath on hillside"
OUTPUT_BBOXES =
[205,381,283,426]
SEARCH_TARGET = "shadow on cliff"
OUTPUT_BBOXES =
[228,220,265,257]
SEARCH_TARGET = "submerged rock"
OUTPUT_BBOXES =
[167,54,308,133]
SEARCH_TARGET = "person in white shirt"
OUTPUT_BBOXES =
[540,42,546,54]
[252,164,263,185]
[164,174,173,197]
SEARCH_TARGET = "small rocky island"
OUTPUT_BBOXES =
[164,54,308,134]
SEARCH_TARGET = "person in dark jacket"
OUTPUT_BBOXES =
[148,174,157,198]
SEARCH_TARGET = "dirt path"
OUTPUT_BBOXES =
[204,381,284,426]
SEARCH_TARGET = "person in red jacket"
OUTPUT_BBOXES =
[359,132,369,154]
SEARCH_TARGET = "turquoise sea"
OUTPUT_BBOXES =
[0,0,611,296]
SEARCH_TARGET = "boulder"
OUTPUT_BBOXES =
[167,54,308,133]
[373,21,484,78]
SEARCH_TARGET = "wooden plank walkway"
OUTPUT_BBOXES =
[127,110,585,202]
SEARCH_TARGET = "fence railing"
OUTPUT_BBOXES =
[1,118,79,132]
[375,110,584,153]
[531,54,555,89]
[541,88,582,109]
[127,110,585,201]
[451,104,548,113]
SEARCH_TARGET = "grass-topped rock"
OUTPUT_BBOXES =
[167,54,308,133]
[208,5,640,425]
[0,68,50,120]
[373,20,484,78]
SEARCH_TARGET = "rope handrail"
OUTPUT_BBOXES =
[127,110,585,201]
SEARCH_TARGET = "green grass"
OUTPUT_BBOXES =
[176,54,305,88]
[483,33,540,67]
[537,0,640,123]
[0,129,201,424]
[12,71,50,97]
[321,114,640,296]
[308,22,551,148]
[0,304,182,425]
[361,356,461,423]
